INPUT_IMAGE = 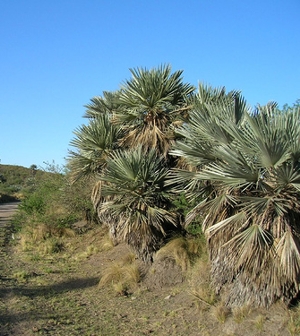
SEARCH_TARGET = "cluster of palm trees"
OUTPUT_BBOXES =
[68,64,300,307]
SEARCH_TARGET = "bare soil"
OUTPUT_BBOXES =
[0,204,298,336]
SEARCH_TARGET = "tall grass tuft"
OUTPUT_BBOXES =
[155,236,204,271]
[99,253,140,295]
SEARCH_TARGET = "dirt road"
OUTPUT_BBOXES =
[0,202,19,253]
[0,202,19,221]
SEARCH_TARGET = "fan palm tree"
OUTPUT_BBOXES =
[170,99,300,307]
[115,64,195,158]
[97,146,179,262]
[68,66,196,257]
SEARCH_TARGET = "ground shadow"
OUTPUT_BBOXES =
[0,276,100,334]
[0,276,99,299]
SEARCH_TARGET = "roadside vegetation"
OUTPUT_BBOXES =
[0,164,45,202]
[1,65,300,335]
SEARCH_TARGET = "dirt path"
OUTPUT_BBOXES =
[0,202,19,220]
[0,202,19,260]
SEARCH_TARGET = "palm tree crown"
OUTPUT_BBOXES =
[115,65,195,157]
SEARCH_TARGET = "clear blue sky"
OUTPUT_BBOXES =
[1,0,299,169]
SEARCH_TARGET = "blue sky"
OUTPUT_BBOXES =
[0,0,299,169]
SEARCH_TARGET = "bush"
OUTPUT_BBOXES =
[19,193,46,216]
[14,163,98,242]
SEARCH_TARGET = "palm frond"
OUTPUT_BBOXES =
[84,91,122,118]
[206,212,247,238]
[171,98,300,306]
[224,224,273,272]
[68,114,121,181]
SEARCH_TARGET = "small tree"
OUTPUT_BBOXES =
[97,147,179,262]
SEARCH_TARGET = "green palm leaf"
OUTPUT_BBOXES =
[68,114,121,181]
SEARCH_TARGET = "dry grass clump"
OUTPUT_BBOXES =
[287,306,300,336]
[254,314,266,331]
[12,271,31,282]
[17,224,74,255]
[188,258,216,309]
[34,224,75,240]
[211,301,231,323]
[72,228,114,261]
[99,252,140,295]
[74,244,100,261]
[232,305,252,323]
[155,236,204,271]
[20,224,74,244]
[98,233,114,252]
[39,237,65,254]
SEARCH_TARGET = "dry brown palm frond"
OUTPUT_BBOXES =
[119,122,173,158]
[276,231,300,284]
[224,224,273,273]
[91,180,103,210]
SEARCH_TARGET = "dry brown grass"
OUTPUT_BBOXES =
[232,305,252,323]
[98,233,114,252]
[20,224,75,244]
[17,224,75,255]
[211,301,231,323]
[287,306,300,336]
[155,236,204,271]
[99,252,141,295]
[254,314,266,331]
[2,220,298,336]
[38,238,65,254]
[188,258,216,308]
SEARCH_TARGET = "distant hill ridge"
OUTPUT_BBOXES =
[0,164,49,202]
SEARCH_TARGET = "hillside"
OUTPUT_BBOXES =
[0,164,52,202]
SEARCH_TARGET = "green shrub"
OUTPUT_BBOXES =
[19,193,46,216]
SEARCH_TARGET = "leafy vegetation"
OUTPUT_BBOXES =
[97,147,181,262]
[68,64,300,308]
[6,162,97,238]
[0,164,47,202]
